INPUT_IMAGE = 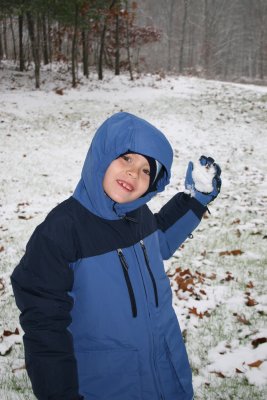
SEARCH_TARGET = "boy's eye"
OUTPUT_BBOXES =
[143,169,150,176]
[122,155,131,162]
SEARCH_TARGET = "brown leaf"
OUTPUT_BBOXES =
[231,218,241,225]
[55,88,64,95]
[246,297,258,307]
[0,246,4,252]
[250,231,262,236]
[189,307,203,318]
[225,273,234,282]
[235,229,241,237]
[12,364,26,373]
[3,328,19,337]
[236,368,244,374]
[176,277,194,292]
[247,360,263,368]
[235,314,251,325]
[251,338,267,348]
[180,268,193,277]
[211,371,226,378]
[219,249,244,256]
[17,202,29,207]
[18,215,33,220]
[208,272,217,280]
[246,281,254,289]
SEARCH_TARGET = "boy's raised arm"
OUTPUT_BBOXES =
[11,225,83,400]
[155,192,206,260]
[155,155,221,260]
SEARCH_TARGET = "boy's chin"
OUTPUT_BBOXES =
[105,192,142,204]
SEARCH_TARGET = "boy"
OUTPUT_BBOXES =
[11,112,221,400]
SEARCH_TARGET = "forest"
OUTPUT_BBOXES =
[0,0,266,88]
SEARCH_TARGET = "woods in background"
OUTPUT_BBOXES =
[0,0,266,88]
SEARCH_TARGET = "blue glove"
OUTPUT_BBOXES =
[184,155,222,206]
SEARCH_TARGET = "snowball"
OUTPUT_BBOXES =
[192,161,216,193]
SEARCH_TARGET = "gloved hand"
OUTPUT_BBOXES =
[184,155,222,206]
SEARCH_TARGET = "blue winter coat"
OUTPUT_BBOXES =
[11,112,206,400]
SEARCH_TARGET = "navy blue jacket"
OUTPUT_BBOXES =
[11,113,206,400]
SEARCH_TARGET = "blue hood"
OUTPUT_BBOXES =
[73,112,173,220]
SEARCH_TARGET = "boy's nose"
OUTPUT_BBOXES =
[127,169,138,179]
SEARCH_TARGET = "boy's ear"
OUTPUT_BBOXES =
[142,167,165,196]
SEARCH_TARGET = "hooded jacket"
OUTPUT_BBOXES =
[11,112,206,400]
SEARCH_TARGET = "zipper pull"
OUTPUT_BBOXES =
[140,240,159,308]
[117,249,128,271]
[117,248,137,318]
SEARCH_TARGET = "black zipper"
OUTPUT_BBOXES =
[117,249,137,318]
[140,240,159,308]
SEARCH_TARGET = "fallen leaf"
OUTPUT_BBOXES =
[225,273,234,282]
[207,272,217,280]
[0,246,4,252]
[176,276,194,292]
[235,314,251,325]
[17,202,29,207]
[3,328,19,337]
[246,297,258,307]
[235,229,241,237]
[12,364,26,373]
[189,307,204,319]
[211,371,226,378]
[219,249,244,256]
[251,338,267,348]
[246,281,254,288]
[55,88,64,95]
[18,215,33,220]
[236,368,244,374]
[180,268,193,277]
[231,218,241,225]
[247,360,263,368]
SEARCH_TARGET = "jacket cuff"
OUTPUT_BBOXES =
[184,193,208,219]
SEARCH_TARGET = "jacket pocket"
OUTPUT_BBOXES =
[76,348,143,400]
[158,338,193,400]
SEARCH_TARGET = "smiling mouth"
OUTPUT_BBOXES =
[117,180,134,192]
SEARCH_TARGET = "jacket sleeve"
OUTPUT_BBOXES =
[11,225,83,400]
[154,192,207,260]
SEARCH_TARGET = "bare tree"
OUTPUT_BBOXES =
[27,11,41,88]
[179,0,188,73]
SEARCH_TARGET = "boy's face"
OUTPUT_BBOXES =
[103,153,151,203]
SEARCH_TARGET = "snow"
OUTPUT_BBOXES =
[191,161,216,194]
[207,335,267,386]
[1,64,267,399]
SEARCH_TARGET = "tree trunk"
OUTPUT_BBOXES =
[18,14,24,71]
[82,29,89,78]
[27,12,40,88]
[47,14,52,64]
[179,0,188,73]
[0,23,3,60]
[10,16,17,61]
[167,0,175,71]
[3,18,8,58]
[124,0,133,80]
[203,0,210,75]
[42,14,49,65]
[72,4,79,87]
[98,20,107,80]
[114,13,120,75]
[98,0,117,80]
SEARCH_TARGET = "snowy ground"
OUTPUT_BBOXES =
[0,63,267,399]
